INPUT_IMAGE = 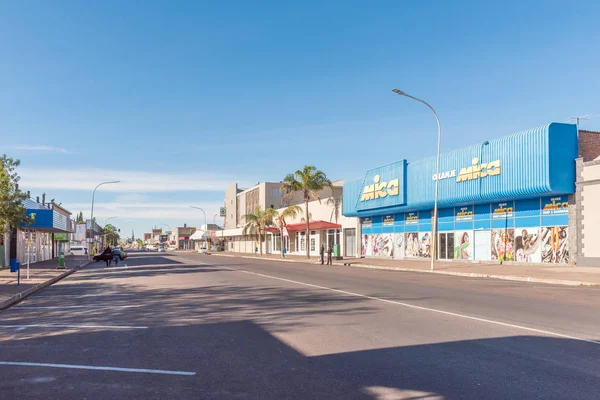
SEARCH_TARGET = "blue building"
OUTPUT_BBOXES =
[343,123,577,264]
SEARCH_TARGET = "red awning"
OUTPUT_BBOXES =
[266,227,280,233]
[179,236,189,240]
[285,221,341,232]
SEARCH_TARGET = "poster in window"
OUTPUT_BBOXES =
[363,234,395,257]
[514,228,542,263]
[540,226,568,263]
[404,233,420,257]
[418,232,432,258]
[392,233,405,259]
[491,229,515,261]
[454,230,473,260]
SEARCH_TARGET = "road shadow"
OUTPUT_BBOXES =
[0,320,598,399]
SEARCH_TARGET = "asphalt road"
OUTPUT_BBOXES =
[0,251,599,400]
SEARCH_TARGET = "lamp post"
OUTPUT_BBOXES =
[190,206,208,250]
[392,88,441,271]
[89,180,120,258]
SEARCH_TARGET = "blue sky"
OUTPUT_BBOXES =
[1,1,599,237]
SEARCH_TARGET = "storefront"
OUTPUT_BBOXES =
[343,123,578,264]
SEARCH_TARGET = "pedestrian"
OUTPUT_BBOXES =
[327,244,333,265]
[320,244,325,265]
[283,247,287,258]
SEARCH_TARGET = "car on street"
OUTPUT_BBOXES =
[112,248,128,260]
[69,246,88,256]
[197,246,208,254]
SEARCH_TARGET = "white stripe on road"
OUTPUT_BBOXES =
[16,305,143,309]
[227,268,600,346]
[35,293,133,298]
[0,361,195,376]
[0,324,148,329]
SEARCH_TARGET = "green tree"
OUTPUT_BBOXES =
[102,224,120,246]
[75,211,85,224]
[281,165,332,259]
[0,155,31,240]
[242,206,277,256]
[273,205,302,258]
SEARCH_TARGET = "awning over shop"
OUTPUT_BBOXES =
[189,230,209,240]
[178,236,190,241]
[285,221,342,232]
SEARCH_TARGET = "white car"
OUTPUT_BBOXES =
[69,246,88,256]
[158,247,166,252]
[197,247,208,254]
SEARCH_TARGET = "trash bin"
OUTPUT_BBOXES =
[333,244,340,258]
[58,251,65,269]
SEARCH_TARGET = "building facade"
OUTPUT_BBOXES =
[219,181,360,257]
[343,123,579,265]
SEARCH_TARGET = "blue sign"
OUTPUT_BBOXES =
[355,160,406,212]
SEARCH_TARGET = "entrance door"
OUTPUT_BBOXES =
[344,228,356,257]
[438,232,455,260]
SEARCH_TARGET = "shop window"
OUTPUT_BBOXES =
[310,238,315,251]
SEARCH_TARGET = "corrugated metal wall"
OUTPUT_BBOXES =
[344,123,577,217]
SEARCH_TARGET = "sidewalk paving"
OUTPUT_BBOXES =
[0,255,91,310]
[211,252,600,287]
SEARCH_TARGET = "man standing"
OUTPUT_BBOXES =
[320,244,325,265]
[327,244,333,265]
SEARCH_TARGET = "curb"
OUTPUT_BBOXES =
[210,253,599,287]
[0,261,93,311]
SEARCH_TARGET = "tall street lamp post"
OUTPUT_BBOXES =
[89,181,120,258]
[392,88,441,271]
[190,206,208,250]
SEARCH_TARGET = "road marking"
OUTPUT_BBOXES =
[35,293,133,298]
[0,361,195,376]
[15,305,143,309]
[0,324,148,329]
[227,267,600,346]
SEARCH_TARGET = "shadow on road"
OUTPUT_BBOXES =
[0,319,597,399]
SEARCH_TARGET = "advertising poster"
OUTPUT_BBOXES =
[406,212,419,225]
[404,232,420,257]
[474,230,491,261]
[514,228,542,263]
[383,215,395,226]
[491,229,515,261]
[541,226,569,264]
[392,233,405,259]
[418,232,432,258]
[362,217,372,227]
[362,234,368,256]
[454,230,473,260]
[363,234,395,257]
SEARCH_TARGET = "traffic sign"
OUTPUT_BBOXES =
[219,207,226,217]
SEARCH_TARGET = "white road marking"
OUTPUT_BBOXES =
[0,324,148,329]
[35,293,133,298]
[15,305,143,309]
[0,361,195,376]
[226,267,600,346]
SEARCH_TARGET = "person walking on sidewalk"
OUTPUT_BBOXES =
[326,244,333,265]
[320,244,325,265]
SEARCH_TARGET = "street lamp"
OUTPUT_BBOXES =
[392,88,441,271]
[190,206,208,250]
[89,180,120,258]
[104,216,118,227]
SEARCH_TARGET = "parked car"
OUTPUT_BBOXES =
[69,246,88,256]
[197,246,208,254]
[158,247,166,252]
[167,246,177,251]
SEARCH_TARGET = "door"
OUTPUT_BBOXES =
[438,232,455,260]
[344,228,356,257]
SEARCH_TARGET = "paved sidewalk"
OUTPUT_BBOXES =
[0,255,91,309]
[211,252,600,286]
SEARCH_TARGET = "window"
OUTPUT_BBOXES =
[310,238,315,251]
[273,233,281,252]
[271,189,283,199]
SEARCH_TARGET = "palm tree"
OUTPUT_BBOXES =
[242,206,277,255]
[281,165,333,259]
[274,205,302,258]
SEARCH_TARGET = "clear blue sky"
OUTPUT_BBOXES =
[1,1,599,237]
